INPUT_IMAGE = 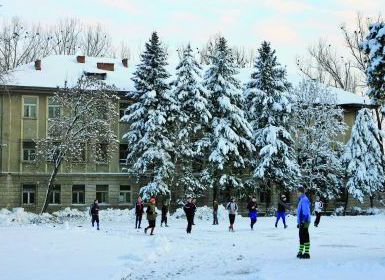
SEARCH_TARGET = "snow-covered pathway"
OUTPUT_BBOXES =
[1,214,385,280]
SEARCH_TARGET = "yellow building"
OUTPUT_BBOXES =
[0,55,379,213]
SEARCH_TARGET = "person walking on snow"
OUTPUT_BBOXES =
[144,197,157,235]
[135,196,144,229]
[226,198,238,232]
[213,200,219,225]
[247,197,258,230]
[275,194,289,228]
[297,186,311,259]
[161,201,169,227]
[184,198,196,234]
[314,196,323,227]
[90,199,100,230]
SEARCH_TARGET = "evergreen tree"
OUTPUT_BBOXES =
[171,44,211,198]
[203,37,254,200]
[122,32,176,200]
[245,41,299,196]
[342,108,385,207]
[293,80,346,199]
[361,23,385,103]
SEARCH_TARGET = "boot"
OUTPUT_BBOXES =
[300,253,310,259]
[150,228,155,235]
[144,227,148,234]
[297,252,303,258]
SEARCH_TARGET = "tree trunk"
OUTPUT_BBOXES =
[370,195,374,208]
[343,189,349,216]
[41,156,63,214]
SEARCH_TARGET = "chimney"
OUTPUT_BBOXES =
[34,59,41,71]
[122,58,128,68]
[77,55,85,63]
[97,62,114,71]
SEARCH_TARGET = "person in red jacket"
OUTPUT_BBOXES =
[135,196,144,229]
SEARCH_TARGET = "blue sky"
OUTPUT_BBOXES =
[1,0,384,77]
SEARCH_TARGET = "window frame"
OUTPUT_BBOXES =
[48,97,61,119]
[23,96,38,119]
[119,185,131,204]
[96,185,109,204]
[22,141,36,162]
[22,184,36,205]
[72,185,85,205]
[48,185,61,205]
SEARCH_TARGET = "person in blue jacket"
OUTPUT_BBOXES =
[297,186,311,259]
[247,197,258,230]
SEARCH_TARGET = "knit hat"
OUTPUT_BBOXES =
[297,186,305,193]
[150,197,156,204]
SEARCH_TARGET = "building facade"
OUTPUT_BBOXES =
[0,55,381,213]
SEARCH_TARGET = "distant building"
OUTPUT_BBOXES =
[0,55,380,213]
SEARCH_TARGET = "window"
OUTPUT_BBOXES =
[23,141,36,162]
[96,143,108,163]
[49,185,61,204]
[22,185,36,205]
[119,144,128,164]
[23,97,37,118]
[96,185,109,204]
[72,185,85,204]
[119,103,130,119]
[119,185,131,204]
[48,97,61,119]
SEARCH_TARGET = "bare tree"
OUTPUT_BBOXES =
[297,13,382,94]
[0,17,50,72]
[49,18,83,55]
[297,40,359,93]
[81,24,111,57]
[35,76,119,213]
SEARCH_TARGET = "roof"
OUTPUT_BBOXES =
[4,55,373,106]
[5,55,135,92]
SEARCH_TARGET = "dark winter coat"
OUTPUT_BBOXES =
[213,201,219,212]
[146,204,157,221]
[184,202,196,217]
[277,199,289,213]
[247,201,258,213]
[90,203,100,216]
[135,202,144,215]
[161,205,168,217]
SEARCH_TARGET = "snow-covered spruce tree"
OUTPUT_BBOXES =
[122,32,176,200]
[361,22,385,103]
[35,76,119,213]
[203,37,254,200]
[171,44,212,198]
[342,108,385,208]
[293,80,346,200]
[361,22,385,156]
[245,41,299,199]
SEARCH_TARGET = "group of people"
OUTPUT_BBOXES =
[89,186,323,259]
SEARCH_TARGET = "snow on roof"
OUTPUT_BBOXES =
[6,55,135,91]
[5,55,372,106]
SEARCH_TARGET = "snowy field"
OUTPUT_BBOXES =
[1,208,385,280]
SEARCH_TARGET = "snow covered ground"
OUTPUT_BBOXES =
[1,208,385,280]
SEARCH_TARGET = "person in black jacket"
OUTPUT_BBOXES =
[161,202,169,227]
[212,200,219,225]
[247,197,258,230]
[90,199,100,230]
[183,198,196,234]
[275,194,289,228]
[135,196,144,229]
